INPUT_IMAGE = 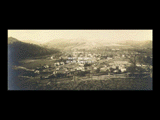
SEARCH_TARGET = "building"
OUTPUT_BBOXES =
[120,68,127,72]
[71,68,76,72]
[42,69,52,73]
[111,65,117,69]
[93,67,97,70]
[51,56,53,59]
[87,54,92,57]
[60,62,64,65]
[53,71,57,75]
[44,64,49,69]
[34,70,40,74]
[97,58,100,60]
[109,61,129,66]
[54,62,60,66]
[107,57,112,60]
[100,67,108,72]
[63,68,68,72]
[78,67,85,71]
[122,54,125,57]
[79,63,84,67]
[56,67,60,71]
[113,70,119,73]
[73,51,83,56]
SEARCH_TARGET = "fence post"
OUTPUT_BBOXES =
[73,75,75,81]
[108,72,110,78]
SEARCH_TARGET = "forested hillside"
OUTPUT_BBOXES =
[8,37,60,64]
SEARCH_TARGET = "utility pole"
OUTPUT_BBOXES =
[73,71,76,81]
[108,69,111,78]
[90,66,93,80]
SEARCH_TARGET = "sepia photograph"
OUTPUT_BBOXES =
[8,30,153,90]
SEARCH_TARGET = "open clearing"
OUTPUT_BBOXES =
[18,59,56,69]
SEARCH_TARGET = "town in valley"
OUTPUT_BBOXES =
[8,30,153,90]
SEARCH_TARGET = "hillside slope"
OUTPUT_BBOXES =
[43,39,134,51]
[42,39,86,50]
[8,37,60,63]
[118,40,152,49]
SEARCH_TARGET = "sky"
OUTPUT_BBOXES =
[8,30,152,44]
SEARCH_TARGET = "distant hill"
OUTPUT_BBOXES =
[8,37,60,63]
[118,40,152,49]
[43,38,87,50]
[43,38,153,52]
[43,39,109,51]
[43,38,134,51]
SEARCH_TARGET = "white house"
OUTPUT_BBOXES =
[54,62,60,66]
[87,54,92,57]
[44,65,49,68]
[97,58,100,60]
[113,70,119,73]
[71,69,76,72]
[51,56,54,59]
[120,68,126,72]
[64,68,68,72]
[136,64,141,67]
[79,63,84,67]
[122,55,125,57]
[79,67,85,71]
[60,62,64,65]
[81,69,85,71]
[76,67,80,71]
[107,57,112,60]
[111,65,117,69]
[34,70,40,74]
[113,61,129,66]
[94,67,97,70]
[56,62,60,66]
[56,68,60,71]
[53,71,57,75]
[100,67,107,72]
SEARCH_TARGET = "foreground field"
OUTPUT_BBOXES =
[9,71,152,90]
[50,77,152,90]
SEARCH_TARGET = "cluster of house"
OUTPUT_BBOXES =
[48,51,128,74]
[54,62,65,66]
[90,61,129,74]
[108,61,130,73]
[136,63,152,71]
[31,50,152,78]
[37,57,152,77]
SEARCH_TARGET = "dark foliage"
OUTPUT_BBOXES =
[8,37,60,65]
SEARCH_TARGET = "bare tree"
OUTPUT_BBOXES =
[125,50,139,73]
[126,49,152,74]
